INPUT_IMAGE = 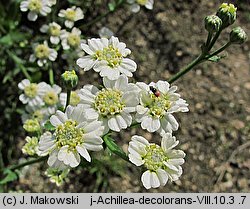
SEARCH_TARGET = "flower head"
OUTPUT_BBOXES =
[60,27,83,50]
[29,41,57,67]
[230,27,248,44]
[22,136,40,156]
[128,133,185,189]
[58,6,84,28]
[20,0,52,21]
[76,36,137,80]
[18,79,47,106]
[79,75,139,133]
[23,119,41,132]
[21,104,50,126]
[127,0,154,13]
[216,3,237,28]
[61,70,78,89]
[60,91,80,107]
[39,105,104,168]
[135,81,189,134]
[40,22,61,44]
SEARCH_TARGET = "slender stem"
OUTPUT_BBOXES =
[205,31,213,48]
[20,65,32,81]
[49,68,54,85]
[1,156,47,172]
[168,55,204,84]
[207,28,222,51]
[205,42,231,59]
[64,89,71,112]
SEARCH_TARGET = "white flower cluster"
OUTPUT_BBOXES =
[18,1,187,190]
[20,1,85,66]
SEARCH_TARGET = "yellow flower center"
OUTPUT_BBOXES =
[94,88,125,117]
[49,25,60,36]
[24,83,38,98]
[70,91,80,106]
[146,93,171,118]
[35,44,50,59]
[55,120,84,151]
[136,0,147,5]
[28,0,42,11]
[67,34,81,48]
[32,110,44,121]
[93,45,123,68]
[143,144,168,171]
[43,91,59,106]
[65,9,76,21]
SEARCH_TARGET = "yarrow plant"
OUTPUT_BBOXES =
[1,1,247,191]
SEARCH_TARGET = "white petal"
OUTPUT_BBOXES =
[76,56,96,71]
[80,43,94,55]
[27,11,38,21]
[108,117,120,132]
[76,145,91,162]
[166,114,179,131]
[156,80,170,94]
[156,169,168,186]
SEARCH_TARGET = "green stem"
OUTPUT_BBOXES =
[168,54,205,84]
[205,42,231,59]
[64,89,71,112]
[207,28,222,51]
[20,65,32,81]
[205,31,213,48]
[1,156,47,172]
[49,68,54,85]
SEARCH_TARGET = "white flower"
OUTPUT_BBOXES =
[60,27,84,51]
[40,22,61,44]
[18,79,46,106]
[98,27,114,39]
[128,133,185,189]
[60,90,81,107]
[20,0,52,21]
[29,41,57,67]
[21,104,50,126]
[79,75,139,133]
[58,6,84,28]
[76,36,137,80]
[127,0,154,13]
[48,0,56,6]
[38,105,104,168]
[135,81,189,134]
[40,83,61,114]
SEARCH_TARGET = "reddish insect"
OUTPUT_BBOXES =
[149,86,161,97]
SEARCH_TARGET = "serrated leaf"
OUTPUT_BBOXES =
[0,169,18,185]
[44,120,55,131]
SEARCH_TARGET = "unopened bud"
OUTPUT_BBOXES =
[61,70,78,89]
[23,119,40,132]
[216,3,237,29]
[204,15,222,33]
[230,27,248,44]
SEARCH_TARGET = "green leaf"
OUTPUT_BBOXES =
[44,120,55,131]
[0,34,12,46]
[103,135,129,161]
[208,55,226,62]
[0,169,18,185]
[108,3,116,11]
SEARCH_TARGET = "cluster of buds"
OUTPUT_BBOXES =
[204,3,247,45]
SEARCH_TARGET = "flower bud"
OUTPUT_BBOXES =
[216,3,237,29]
[204,15,222,33]
[23,119,40,132]
[230,27,248,44]
[61,70,78,89]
